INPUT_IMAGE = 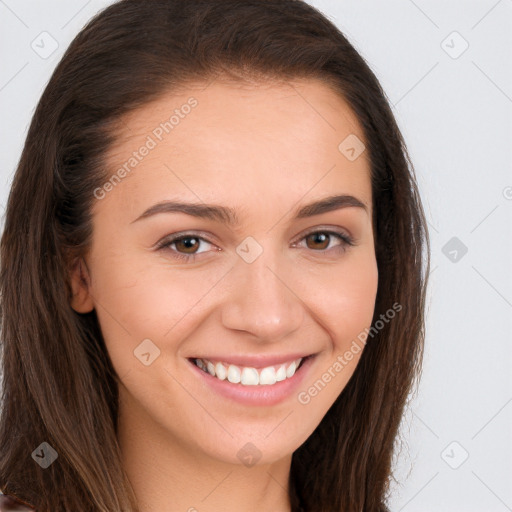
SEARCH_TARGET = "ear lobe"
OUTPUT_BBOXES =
[70,257,95,313]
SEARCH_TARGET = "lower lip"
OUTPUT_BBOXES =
[187,355,315,406]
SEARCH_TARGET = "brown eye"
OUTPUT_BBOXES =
[305,232,331,250]
[156,233,217,262]
[174,236,200,254]
[297,229,354,254]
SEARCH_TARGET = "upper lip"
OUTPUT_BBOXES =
[188,353,314,369]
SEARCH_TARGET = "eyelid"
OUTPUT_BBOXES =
[291,225,355,247]
[153,230,218,250]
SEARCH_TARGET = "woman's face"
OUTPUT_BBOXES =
[71,78,378,466]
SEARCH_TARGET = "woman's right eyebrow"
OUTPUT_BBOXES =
[130,193,368,226]
[130,201,239,226]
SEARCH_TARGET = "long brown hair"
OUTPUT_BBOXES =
[0,1,430,510]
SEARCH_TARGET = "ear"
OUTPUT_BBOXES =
[69,257,95,313]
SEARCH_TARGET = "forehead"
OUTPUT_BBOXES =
[97,77,371,220]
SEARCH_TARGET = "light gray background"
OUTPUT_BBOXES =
[1,1,511,511]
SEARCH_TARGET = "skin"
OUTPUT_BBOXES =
[70,78,379,512]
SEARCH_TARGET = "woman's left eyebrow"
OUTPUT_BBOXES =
[130,194,368,226]
[294,194,368,218]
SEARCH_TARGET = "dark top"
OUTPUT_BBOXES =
[0,494,35,511]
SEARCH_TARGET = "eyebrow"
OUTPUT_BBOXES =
[130,194,368,226]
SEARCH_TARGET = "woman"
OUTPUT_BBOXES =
[0,0,429,510]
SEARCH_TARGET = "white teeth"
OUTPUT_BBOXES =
[215,362,227,380]
[206,361,216,376]
[241,367,259,385]
[275,364,287,382]
[286,361,297,378]
[259,366,277,385]
[194,357,304,386]
[227,364,241,384]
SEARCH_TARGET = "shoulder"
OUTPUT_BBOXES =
[0,494,35,511]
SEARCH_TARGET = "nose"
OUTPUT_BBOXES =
[220,252,305,342]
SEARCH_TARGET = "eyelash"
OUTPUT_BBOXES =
[155,229,355,263]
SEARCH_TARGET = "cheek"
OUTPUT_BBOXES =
[295,249,378,381]
[299,249,379,344]
[293,254,378,417]
[335,265,379,348]
[89,254,230,373]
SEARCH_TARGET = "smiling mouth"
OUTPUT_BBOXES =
[188,356,310,386]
